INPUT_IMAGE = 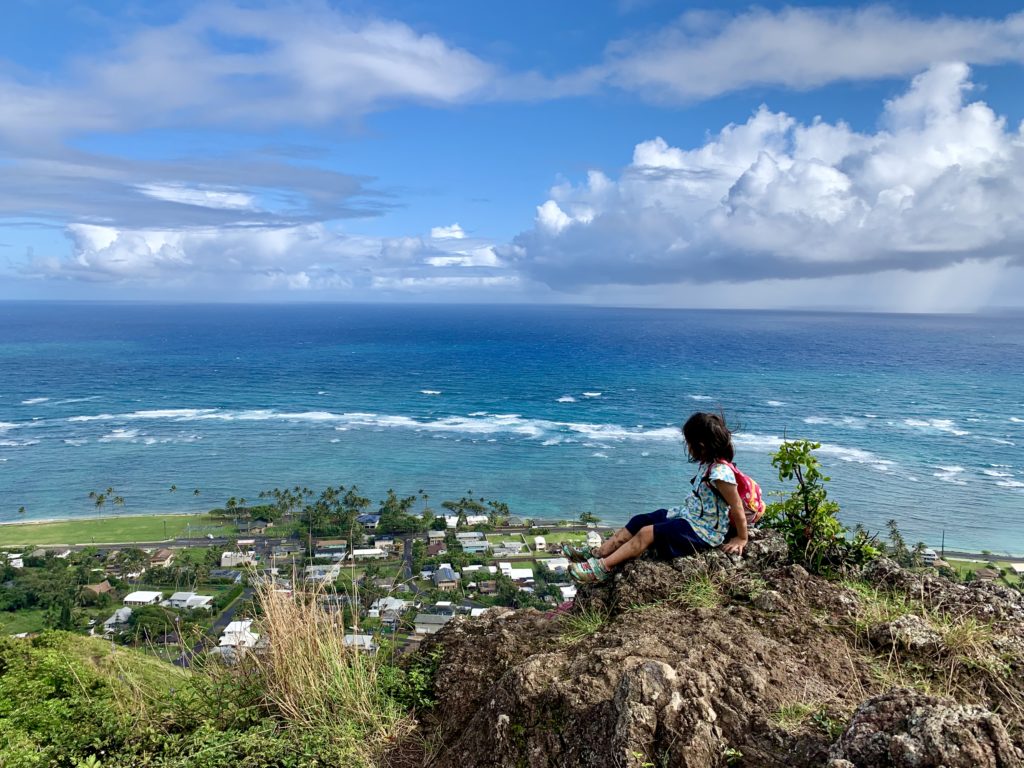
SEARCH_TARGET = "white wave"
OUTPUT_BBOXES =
[53,396,101,405]
[21,397,50,405]
[0,422,17,432]
[864,414,878,419]
[688,395,712,401]
[582,392,602,398]
[556,396,576,403]
[98,428,141,442]
[903,418,969,437]
[468,411,488,417]
[317,391,328,395]
[765,400,785,407]
[996,479,1024,488]
[63,438,88,446]
[803,415,865,428]
[541,438,563,446]
[591,452,609,458]
[982,469,1013,478]
[0,439,40,447]
[933,465,968,485]
[803,416,829,424]
[420,390,442,395]
[1011,417,1024,424]
[640,451,651,457]
[329,438,340,443]
[987,438,1016,446]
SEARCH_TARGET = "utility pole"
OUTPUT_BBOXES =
[941,529,945,559]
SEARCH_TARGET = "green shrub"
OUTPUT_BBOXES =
[763,440,879,573]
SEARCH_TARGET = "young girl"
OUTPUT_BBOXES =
[566,412,753,583]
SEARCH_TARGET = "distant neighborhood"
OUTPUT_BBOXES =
[0,498,612,664]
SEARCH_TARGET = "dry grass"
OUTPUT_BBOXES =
[246,578,415,764]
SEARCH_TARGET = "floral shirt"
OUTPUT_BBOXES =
[666,462,737,546]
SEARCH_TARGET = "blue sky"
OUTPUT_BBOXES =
[1,1,1023,310]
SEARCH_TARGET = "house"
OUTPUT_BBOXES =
[343,634,378,652]
[461,541,490,555]
[369,596,411,623]
[208,569,243,583]
[433,566,459,592]
[123,590,163,606]
[315,538,348,550]
[314,549,347,562]
[304,563,341,583]
[426,542,447,557]
[455,531,483,542]
[320,593,352,612]
[477,580,497,595]
[470,607,491,618]
[6,554,24,569]
[82,580,114,598]
[150,548,176,568]
[586,531,603,549]
[920,548,938,566]
[1011,563,1024,576]
[356,514,381,529]
[221,551,257,567]
[219,619,259,648]
[534,536,547,551]
[413,613,452,635]
[165,591,214,610]
[443,514,488,528]
[461,564,497,575]
[433,600,455,614]
[492,543,524,556]
[428,530,446,542]
[348,547,386,560]
[975,568,1001,581]
[559,585,577,601]
[542,557,569,575]
[499,562,533,581]
[506,516,526,527]
[103,607,132,634]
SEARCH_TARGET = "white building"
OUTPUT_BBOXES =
[499,562,534,581]
[1011,563,1024,575]
[534,536,547,551]
[455,531,484,541]
[461,564,498,575]
[221,551,257,568]
[559,585,577,601]
[413,613,452,635]
[123,591,163,606]
[444,514,488,528]
[543,557,569,574]
[343,634,378,652]
[586,531,603,549]
[219,619,259,648]
[165,591,214,611]
[303,563,341,583]
[921,548,939,566]
[347,548,386,560]
[469,607,491,618]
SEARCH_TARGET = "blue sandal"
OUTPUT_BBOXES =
[560,542,598,561]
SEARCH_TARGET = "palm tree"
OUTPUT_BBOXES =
[17,506,26,517]
[93,492,107,518]
[113,495,125,514]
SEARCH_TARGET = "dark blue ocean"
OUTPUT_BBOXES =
[1,303,1022,553]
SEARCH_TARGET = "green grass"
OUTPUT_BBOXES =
[945,558,1021,586]
[0,609,47,635]
[536,531,587,545]
[0,513,235,546]
[559,606,609,645]
[672,573,722,610]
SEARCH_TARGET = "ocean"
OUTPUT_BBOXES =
[1,302,1022,553]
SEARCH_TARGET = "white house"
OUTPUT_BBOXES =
[461,564,498,575]
[348,548,386,560]
[534,536,547,551]
[304,563,341,583]
[1011,563,1024,575]
[413,613,451,635]
[542,557,569,575]
[499,562,534,581]
[469,607,491,618]
[444,514,488,528]
[123,590,163,606]
[455,531,484,541]
[221,551,257,568]
[559,585,577,601]
[219,619,259,648]
[921,548,939,566]
[343,634,378,652]
[586,531,603,549]
[165,591,214,611]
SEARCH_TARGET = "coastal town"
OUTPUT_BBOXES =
[0,502,615,664]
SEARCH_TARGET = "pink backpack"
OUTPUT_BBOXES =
[707,459,766,524]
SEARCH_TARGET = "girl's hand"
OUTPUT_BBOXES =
[721,537,748,555]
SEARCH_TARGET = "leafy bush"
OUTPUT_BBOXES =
[763,439,879,573]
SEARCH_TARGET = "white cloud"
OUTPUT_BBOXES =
[430,223,466,239]
[511,63,1024,291]
[0,2,494,143]
[595,7,1024,101]
[137,184,257,211]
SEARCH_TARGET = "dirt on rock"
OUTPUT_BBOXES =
[399,530,1024,768]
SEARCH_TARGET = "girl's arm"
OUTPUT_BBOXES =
[714,479,748,555]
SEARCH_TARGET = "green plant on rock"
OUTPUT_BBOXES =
[559,605,609,645]
[763,440,879,573]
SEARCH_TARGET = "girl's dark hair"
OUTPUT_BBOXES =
[682,411,734,464]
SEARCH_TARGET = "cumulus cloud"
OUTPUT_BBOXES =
[593,6,1024,101]
[510,63,1024,289]
[430,223,466,239]
[0,2,493,144]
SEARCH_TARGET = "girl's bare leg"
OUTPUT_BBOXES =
[601,525,654,569]
[596,527,634,557]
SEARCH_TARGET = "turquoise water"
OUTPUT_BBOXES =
[1,303,1022,553]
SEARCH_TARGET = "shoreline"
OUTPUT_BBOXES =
[0,511,1022,561]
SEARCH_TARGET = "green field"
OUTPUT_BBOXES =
[0,514,235,546]
[0,609,47,635]
[945,558,1022,586]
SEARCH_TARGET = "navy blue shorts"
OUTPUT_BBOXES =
[626,509,711,559]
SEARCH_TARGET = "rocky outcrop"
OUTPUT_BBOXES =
[403,530,1024,768]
